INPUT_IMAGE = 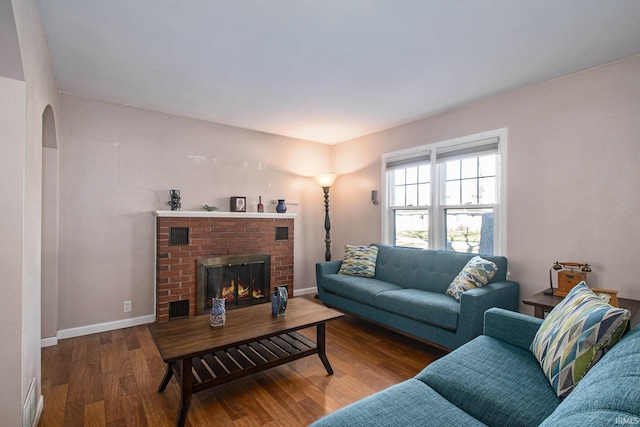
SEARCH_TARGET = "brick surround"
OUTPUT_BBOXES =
[155,211,295,322]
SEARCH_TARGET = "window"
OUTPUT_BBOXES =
[382,129,506,255]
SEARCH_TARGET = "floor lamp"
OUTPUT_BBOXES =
[314,174,338,261]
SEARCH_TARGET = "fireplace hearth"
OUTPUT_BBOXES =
[196,254,270,315]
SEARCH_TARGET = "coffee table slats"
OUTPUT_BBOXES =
[192,356,214,383]
[239,344,267,366]
[226,347,255,369]
[259,338,291,358]
[215,350,242,373]
[287,331,316,349]
[249,341,278,362]
[269,336,299,355]
[202,353,227,379]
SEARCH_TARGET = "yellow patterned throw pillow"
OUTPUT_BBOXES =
[338,245,378,278]
[446,256,498,301]
[530,282,630,398]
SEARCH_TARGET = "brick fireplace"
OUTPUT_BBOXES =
[155,211,295,322]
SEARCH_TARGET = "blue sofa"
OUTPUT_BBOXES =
[316,244,519,350]
[311,308,640,426]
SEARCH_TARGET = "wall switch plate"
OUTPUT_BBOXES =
[124,300,132,312]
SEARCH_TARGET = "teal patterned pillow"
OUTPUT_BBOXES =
[446,256,498,301]
[530,282,630,398]
[338,245,378,278]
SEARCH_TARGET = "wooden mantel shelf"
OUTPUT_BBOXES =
[154,210,296,219]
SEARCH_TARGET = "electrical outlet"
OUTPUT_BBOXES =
[124,300,132,313]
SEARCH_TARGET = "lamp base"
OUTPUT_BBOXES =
[543,287,556,296]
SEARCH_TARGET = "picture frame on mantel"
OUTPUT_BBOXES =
[230,197,246,212]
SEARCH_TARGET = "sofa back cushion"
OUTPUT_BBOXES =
[372,244,507,293]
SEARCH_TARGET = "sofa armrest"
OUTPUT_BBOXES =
[316,260,342,277]
[483,307,543,351]
[455,280,520,348]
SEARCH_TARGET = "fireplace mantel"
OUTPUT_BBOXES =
[154,210,296,219]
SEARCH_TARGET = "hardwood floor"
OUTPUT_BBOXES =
[39,296,447,426]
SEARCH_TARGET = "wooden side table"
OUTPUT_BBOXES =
[522,291,640,329]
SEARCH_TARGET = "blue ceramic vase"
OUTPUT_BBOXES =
[271,286,288,317]
[275,199,287,213]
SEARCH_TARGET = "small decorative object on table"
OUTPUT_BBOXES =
[169,189,181,211]
[275,199,287,213]
[230,197,246,212]
[257,196,264,213]
[271,286,288,317]
[550,261,592,297]
[210,298,226,326]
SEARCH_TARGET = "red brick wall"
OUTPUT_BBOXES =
[156,216,294,322]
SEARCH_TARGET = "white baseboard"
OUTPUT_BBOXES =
[41,288,318,348]
[293,286,317,296]
[40,314,155,348]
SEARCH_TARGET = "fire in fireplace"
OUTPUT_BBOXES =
[196,254,270,315]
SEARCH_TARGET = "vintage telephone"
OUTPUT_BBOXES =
[545,261,592,297]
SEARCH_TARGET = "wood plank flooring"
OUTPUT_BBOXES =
[39,296,447,426]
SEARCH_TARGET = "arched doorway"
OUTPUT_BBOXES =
[41,105,59,343]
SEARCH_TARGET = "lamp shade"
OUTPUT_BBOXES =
[313,174,338,188]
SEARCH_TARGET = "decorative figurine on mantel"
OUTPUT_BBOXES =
[168,189,181,211]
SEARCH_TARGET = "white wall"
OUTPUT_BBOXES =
[0,0,58,425]
[57,93,332,330]
[0,75,27,427]
[331,54,640,309]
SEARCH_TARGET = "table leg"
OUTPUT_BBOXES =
[175,358,193,427]
[533,307,544,319]
[158,363,173,392]
[316,323,333,375]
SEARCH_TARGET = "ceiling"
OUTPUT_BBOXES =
[37,1,640,144]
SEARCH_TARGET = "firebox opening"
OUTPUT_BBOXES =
[196,254,270,315]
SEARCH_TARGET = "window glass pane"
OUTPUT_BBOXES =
[460,179,477,205]
[445,160,460,180]
[460,158,477,179]
[445,181,460,205]
[394,169,405,185]
[395,210,429,248]
[418,183,430,206]
[478,177,496,204]
[406,166,418,184]
[418,165,430,183]
[405,184,418,206]
[478,155,496,177]
[394,186,406,206]
[445,208,494,255]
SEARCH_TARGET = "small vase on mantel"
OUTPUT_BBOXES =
[276,199,287,213]
[257,196,264,213]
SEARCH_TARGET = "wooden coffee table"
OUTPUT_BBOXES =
[148,298,343,427]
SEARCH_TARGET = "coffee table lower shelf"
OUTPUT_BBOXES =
[158,329,333,427]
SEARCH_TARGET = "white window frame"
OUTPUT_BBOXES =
[381,128,507,255]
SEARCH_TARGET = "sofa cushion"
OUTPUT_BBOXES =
[530,282,630,398]
[540,324,640,426]
[372,244,508,294]
[446,256,498,301]
[320,273,402,305]
[417,335,561,426]
[339,244,378,277]
[309,378,488,427]
[374,289,459,330]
